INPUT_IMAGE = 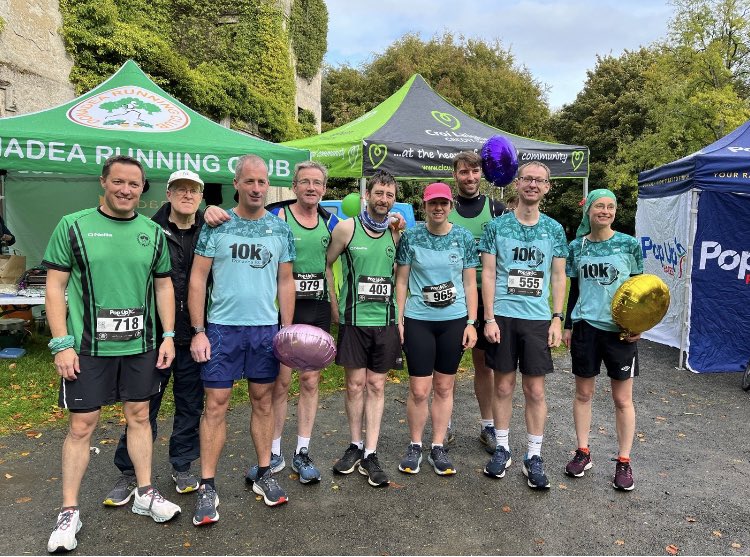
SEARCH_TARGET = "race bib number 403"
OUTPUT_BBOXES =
[357,276,392,303]
[96,308,144,341]
[507,269,544,297]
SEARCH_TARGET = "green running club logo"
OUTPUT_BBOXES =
[431,110,461,131]
[67,86,190,132]
[571,150,585,171]
[368,144,387,169]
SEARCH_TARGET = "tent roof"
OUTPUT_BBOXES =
[638,119,750,198]
[0,60,308,186]
[284,74,589,180]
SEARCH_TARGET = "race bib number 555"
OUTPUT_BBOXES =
[507,269,544,297]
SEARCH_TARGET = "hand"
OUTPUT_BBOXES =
[389,213,406,231]
[54,348,80,381]
[398,322,404,345]
[624,332,641,343]
[463,325,477,349]
[157,337,175,369]
[190,332,211,362]
[562,329,572,349]
[1,234,11,243]
[204,205,231,227]
[548,320,562,348]
[484,321,500,343]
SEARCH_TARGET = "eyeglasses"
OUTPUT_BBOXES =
[295,179,325,187]
[517,176,549,185]
[171,186,202,196]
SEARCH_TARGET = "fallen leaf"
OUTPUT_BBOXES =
[255,495,262,501]
[289,473,300,481]
[10,384,20,390]
[655,416,667,421]
[388,481,405,489]
[30,394,42,399]
[331,484,339,491]
[8,362,16,369]
[4,473,12,479]
[389,377,401,384]
[15,496,32,503]
[25,431,42,439]
[183,542,191,548]
[534,539,544,545]
[731,542,741,549]
[502,505,511,513]
[666,544,679,555]
[615,540,625,546]
[558,484,567,490]
[713,531,722,538]
[99,438,116,445]
[19,451,30,457]
[677,433,686,438]
[398,419,405,424]
[686,516,696,522]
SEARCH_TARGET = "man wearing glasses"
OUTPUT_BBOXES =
[105,169,207,504]
[478,162,567,489]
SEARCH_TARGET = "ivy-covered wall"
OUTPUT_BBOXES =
[58,0,325,142]
[289,0,327,80]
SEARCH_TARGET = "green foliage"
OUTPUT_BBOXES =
[322,33,551,138]
[297,107,318,137]
[0,16,6,35]
[58,0,304,142]
[289,0,328,79]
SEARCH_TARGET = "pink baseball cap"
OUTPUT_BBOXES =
[423,182,453,202]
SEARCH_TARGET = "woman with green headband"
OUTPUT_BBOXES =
[562,188,643,491]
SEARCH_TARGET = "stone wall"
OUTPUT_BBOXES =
[0,0,75,117]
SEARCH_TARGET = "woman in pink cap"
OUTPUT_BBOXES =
[394,182,478,476]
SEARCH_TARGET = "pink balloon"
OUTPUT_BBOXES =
[273,324,337,372]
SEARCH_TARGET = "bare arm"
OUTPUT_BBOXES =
[481,252,499,343]
[277,261,295,327]
[154,276,175,369]
[46,269,79,380]
[188,254,213,362]
[326,219,353,324]
[395,264,410,344]
[462,267,478,349]
[548,257,566,348]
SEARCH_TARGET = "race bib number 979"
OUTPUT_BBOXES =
[294,272,325,299]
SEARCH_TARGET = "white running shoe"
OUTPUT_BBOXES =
[47,508,82,553]
[131,486,181,522]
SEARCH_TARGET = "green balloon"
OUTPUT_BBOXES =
[342,192,361,218]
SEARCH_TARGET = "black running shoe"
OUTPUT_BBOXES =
[358,453,389,487]
[332,444,363,475]
[522,455,550,489]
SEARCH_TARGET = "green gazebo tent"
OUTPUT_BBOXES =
[0,60,309,265]
[284,74,589,183]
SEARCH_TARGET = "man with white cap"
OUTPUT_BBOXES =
[104,169,207,504]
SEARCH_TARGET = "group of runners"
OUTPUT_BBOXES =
[43,150,642,553]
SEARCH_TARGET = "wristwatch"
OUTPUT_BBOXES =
[551,312,564,320]
[191,326,206,335]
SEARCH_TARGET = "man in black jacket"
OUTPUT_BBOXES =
[104,169,206,504]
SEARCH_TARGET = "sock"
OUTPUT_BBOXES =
[200,477,215,489]
[353,440,364,450]
[447,419,452,429]
[579,447,590,455]
[271,437,282,456]
[136,485,152,496]
[497,429,510,450]
[364,448,376,458]
[61,505,79,512]
[480,419,494,430]
[527,434,543,458]
[410,441,423,447]
[431,443,443,449]
[257,466,270,479]
[296,436,310,454]
[617,455,630,463]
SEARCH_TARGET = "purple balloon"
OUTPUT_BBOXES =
[273,324,337,372]
[480,135,518,187]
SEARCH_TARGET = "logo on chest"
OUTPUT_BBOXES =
[229,242,273,268]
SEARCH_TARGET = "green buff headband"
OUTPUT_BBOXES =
[576,189,617,238]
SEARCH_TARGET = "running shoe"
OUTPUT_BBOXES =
[522,455,551,489]
[565,449,592,478]
[245,453,286,483]
[102,472,137,506]
[192,484,220,526]
[398,443,423,474]
[428,446,456,476]
[332,444,364,475]
[612,459,635,491]
[483,446,512,478]
[47,508,81,553]
[131,486,182,522]
[172,468,200,494]
[292,447,321,484]
[479,425,497,454]
[252,470,288,506]
[358,453,389,487]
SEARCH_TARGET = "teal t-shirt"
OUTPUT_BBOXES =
[478,211,567,320]
[566,232,644,331]
[396,224,478,321]
[42,208,171,357]
[195,210,295,326]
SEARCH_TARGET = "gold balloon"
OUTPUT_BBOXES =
[611,274,670,336]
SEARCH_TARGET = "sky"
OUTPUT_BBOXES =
[324,0,675,110]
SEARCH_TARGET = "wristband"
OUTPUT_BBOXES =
[48,335,75,355]
[466,319,476,326]
[485,318,496,324]
[162,331,175,338]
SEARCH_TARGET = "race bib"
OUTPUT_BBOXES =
[357,275,392,303]
[96,308,144,341]
[507,269,544,297]
[294,272,325,299]
[422,281,457,308]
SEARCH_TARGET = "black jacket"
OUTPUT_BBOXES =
[151,203,205,345]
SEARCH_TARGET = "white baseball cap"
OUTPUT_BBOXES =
[167,169,204,191]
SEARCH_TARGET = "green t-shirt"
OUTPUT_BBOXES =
[43,208,172,356]
[286,208,331,301]
[339,216,398,326]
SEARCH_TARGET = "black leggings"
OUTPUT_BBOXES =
[403,316,466,377]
